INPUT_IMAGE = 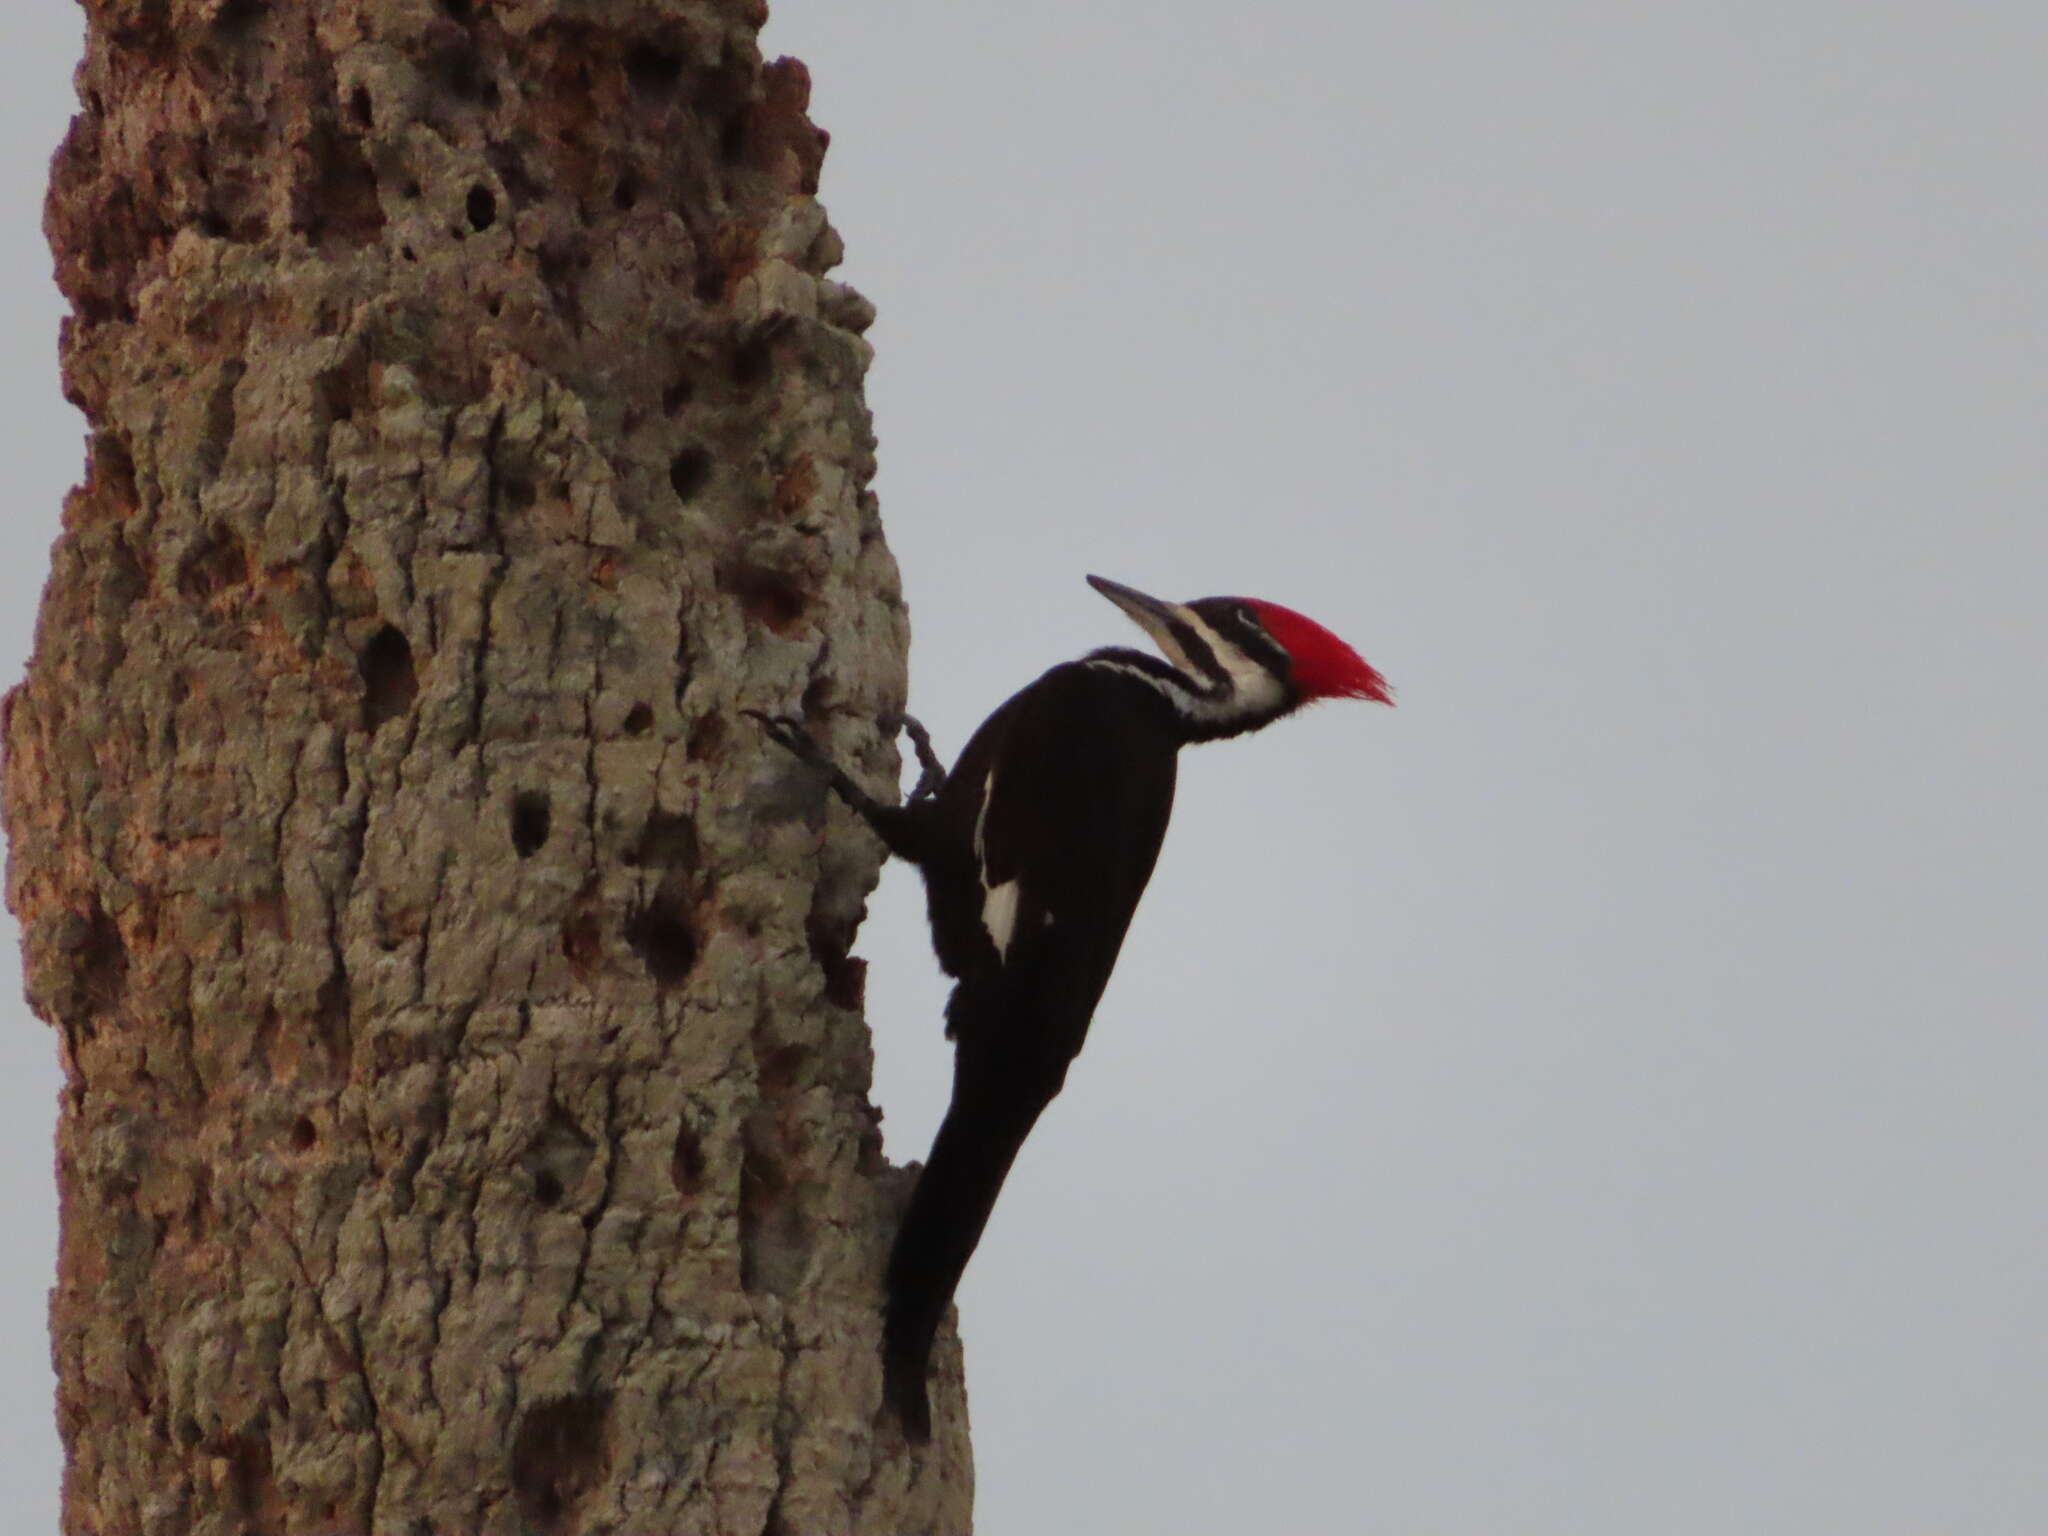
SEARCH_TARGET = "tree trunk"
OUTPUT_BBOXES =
[8,1,971,1530]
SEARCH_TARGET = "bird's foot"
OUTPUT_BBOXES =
[742,709,830,770]
[891,713,949,803]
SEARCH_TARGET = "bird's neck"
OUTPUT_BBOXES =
[1080,648,1294,743]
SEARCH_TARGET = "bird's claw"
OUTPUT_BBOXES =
[890,712,948,803]
[750,708,947,804]
[742,709,826,766]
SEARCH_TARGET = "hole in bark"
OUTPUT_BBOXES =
[525,1105,593,1210]
[561,906,602,979]
[670,1121,704,1198]
[624,43,684,100]
[360,625,418,733]
[316,970,351,1043]
[719,564,808,636]
[349,87,372,128]
[626,810,696,870]
[86,431,138,520]
[668,448,711,503]
[440,0,471,18]
[178,526,248,601]
[760,1042,807,1095]
[511,792,551,857]
[661,375,693,413]
[686,713,724,760]
[511,1394,611,1535]
[612,172,639,211]
[317,351,371,424]
[691,262,725,304]
[732,334,774,390]
[290,1117,317,1151]
[213,0,264,37]
[303,121,385,246]
[538,241,585,327]
[223,1433,276,1520]
[622,703,653,736]
[432,43,496,107]
[76,899,128,1017]
[466,184,496,231]
[624,897,697,986]
[719,108,750,165]
[401,245,417,261]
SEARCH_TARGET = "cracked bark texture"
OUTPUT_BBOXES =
[7,1,974,1531]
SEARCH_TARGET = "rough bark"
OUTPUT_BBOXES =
[7,1,972,1530]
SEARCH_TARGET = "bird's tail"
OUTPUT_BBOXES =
[882,1073,1053,1443]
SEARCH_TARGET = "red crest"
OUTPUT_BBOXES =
[1245,601,1393,704]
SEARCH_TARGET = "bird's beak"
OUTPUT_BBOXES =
[1086,575,1191,658]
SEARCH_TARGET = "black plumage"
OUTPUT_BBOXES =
[750,575,1391,1441]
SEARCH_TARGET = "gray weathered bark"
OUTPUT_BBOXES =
[7,0,973,1530]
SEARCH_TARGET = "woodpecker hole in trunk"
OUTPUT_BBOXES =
[625,896,697,986]
[359,624,417,734]
[668,447,712,502]
[717,563,808,636]
[510,1394,612,1534]
[624,43,684,101]
[670,1121,705,1199]
[510,791,551,857]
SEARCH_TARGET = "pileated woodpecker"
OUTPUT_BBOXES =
[750,575,1391,1441]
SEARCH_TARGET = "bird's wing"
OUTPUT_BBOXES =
[886,665,1181,1438]
[954,665,1178,1062]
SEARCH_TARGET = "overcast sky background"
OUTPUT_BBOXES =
[4,4,2046,1532]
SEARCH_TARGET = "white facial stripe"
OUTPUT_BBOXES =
[1176,609,1288,716]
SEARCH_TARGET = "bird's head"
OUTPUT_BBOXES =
[1086,574,1391,737]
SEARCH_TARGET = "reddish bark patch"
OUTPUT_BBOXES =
[774,454,817,520]
[718,563,808,636]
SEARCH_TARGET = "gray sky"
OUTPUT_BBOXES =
[6,3,2047,1531]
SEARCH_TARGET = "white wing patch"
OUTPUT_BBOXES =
[973,766,1021,960]
[983,880,1021,959]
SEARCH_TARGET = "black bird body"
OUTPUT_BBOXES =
[864,659,1181,1440]
[751,577,1390,1441]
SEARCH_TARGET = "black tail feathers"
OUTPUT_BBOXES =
[882,1308,936,1443]
[880,1069,1055,1445]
